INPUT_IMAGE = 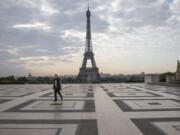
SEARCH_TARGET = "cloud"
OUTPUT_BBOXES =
[171,0,180,13]
[13,22,51,30]
[0,0,179,76]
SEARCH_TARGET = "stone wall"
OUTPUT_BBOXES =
[145,74,159,84]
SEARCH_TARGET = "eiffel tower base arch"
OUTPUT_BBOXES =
[77,67,100,83]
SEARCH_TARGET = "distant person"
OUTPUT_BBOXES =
[53,74,63,103]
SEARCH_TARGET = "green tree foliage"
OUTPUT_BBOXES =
[159,72,175,82]
[0,75,15,84]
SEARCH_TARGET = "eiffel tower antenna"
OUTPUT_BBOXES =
[88,0,90,10]
[77,3,100,82]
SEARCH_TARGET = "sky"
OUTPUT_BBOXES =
[0,0,180,77]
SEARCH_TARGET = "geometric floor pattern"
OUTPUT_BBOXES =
[0,83,180,135]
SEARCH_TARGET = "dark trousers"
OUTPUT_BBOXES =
[54,89,63,102]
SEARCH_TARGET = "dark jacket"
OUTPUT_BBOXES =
[53,78,61,90]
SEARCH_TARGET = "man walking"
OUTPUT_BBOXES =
[53,74,63,103]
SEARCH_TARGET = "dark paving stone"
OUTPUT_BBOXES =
[0,99,11,104]
[0,92,34,97]
[131,118,180,135]
[4,99,95,112]
[114,99,180,112]
[40,92,94,98]
[0,119,98,135]
[108,92,162,97]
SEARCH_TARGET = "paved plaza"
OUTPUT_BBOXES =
[0,84,180,135]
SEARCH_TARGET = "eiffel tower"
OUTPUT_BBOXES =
[77,6,100,82]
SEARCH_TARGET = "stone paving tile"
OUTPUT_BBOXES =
[0,83,179,135]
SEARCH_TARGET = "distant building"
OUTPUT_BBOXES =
[27,72,37,81]
[166,60,180,83]
[176,60,180,80]
[100,72,111,78]
[141,72,145,78]
[28,72,32,78]
[145,60,180,90]
[145,74,159,84]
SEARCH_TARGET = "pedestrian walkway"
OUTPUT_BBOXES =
[0,84,179,135]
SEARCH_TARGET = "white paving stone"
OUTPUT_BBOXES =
[0,83,180,135]
[21,100,85,110]
[123,99,180,110]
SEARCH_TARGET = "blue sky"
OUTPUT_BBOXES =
[0,0,180,76]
